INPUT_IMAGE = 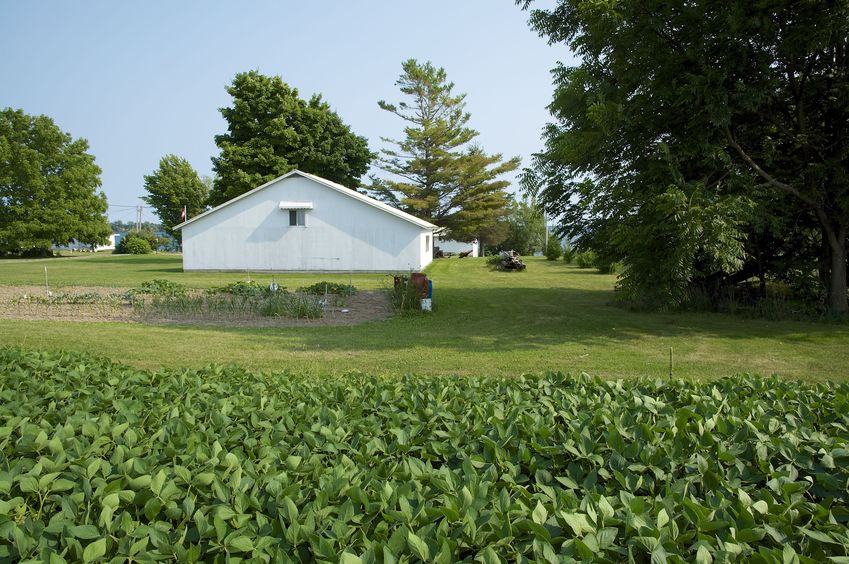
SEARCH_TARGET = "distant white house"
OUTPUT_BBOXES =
[434,236,479,257]
[53,233,118,252]
[174,170,439,272]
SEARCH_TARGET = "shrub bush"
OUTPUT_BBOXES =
[562,243,576,263]
[486,254,504,266]
[208,280,274,298]
[117,233,152,255]
[132,279,188,297]
[545,237,562,261]
[596,260,622,274]
[575,250,597,268]
[299,281,357,297]
[115,230,167,254]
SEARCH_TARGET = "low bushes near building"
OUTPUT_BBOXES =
[116,233,152,255]
[2,347,849,562]
[115,230,169,255]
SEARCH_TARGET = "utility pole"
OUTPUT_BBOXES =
[135,205,143,232]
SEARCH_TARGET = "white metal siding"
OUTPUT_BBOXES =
[182,176,432,271]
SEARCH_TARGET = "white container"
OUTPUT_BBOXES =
[420,298,432,311]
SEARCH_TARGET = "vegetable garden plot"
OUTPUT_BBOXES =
[1,348,848,562]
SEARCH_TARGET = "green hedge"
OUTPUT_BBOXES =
[1,348,848,561]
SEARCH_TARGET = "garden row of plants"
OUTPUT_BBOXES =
[1,347,848,562]
[127,280,330,320]
[11,280,359,321]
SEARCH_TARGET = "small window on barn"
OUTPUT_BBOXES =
[426,235,430,251]
[289,210,306,226]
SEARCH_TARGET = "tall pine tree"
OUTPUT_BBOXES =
[210,71,373,206]
[370,60,519,241]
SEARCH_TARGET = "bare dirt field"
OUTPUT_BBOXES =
[0,286,392,327]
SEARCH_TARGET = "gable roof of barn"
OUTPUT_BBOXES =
[173,170,439,231]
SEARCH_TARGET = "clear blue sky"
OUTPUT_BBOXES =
[1,1,572,223]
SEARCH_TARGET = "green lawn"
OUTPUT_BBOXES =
[0,253,846,380]
[0,252,386,289]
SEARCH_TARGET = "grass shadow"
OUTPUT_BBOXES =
[156,286,849,355]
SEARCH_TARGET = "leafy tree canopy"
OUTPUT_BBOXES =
[0,108,110,255]
[209,71,373,206]
[520,0,849,313]
[499,196,547,255]
[142,154,208,242]
[371,59,520,242]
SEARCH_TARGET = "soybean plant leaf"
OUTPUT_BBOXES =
[477,546,502,564]
[102,493,119,510]
[407,531,430,561]
[657,508,669,529]
[194,473,215,486]
[71,525,101,540]
[695,545,712,564]
[83,538,107,562]
[752,500,768,515]
[598,495,615,520]
[151,469,166,496]
[51,479,76,492]
[532,501,548,525]
[340,552,362,564]
[282,496,299,523]
[18,475,38,493]
[560,511,592,537]
[783,545,800,564]
[286,455,302,470]
[651,544,668,564]
[226,535,253,553]
[800,528,838,545]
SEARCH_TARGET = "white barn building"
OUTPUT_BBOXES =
[53,233,118,253]
[175,170,438,272]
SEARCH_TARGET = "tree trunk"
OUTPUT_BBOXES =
[826,228,848,314]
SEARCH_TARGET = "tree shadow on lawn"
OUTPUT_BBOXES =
[164,286,849,354]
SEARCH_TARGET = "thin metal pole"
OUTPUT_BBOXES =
[669,347,674,378]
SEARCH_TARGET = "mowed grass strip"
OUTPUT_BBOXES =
[0,254,847,380]
[0,252,386,289]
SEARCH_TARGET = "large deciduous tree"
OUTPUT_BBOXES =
[209,71,373,206]
[143,155,208,243]
[500,196,547,255]
[0,108,110,255]
[371,59,520,242]
[520,0,849,313]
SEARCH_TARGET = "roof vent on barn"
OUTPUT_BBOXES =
[279,201,314,210]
